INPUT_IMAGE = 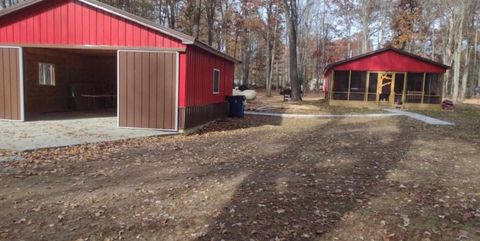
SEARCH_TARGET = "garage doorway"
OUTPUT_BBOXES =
[6,47,178,132]
[23,48,117,121]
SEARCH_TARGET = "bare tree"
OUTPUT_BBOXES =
[192,0,202,38]
[165,0,177,29]
[451,0,467,102]
[283,0,301,101]
[264,0,281,97]
[205,0,216,46]
[359,0,376,53]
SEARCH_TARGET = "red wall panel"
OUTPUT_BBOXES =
[332,50,447,74]
[0,0,184,49]
[182,46,234,107]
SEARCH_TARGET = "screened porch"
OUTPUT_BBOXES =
[330,71,442,105]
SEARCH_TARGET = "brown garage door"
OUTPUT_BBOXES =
[0,47,22,121]
[118,51,178,130]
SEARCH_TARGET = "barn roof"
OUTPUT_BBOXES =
[0,0,240,63]
[324,47,450,74]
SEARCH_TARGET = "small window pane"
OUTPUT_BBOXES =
[424,74,441,104]
[367,73,378,101]
[39,63,55,86]
[213,69,220,94]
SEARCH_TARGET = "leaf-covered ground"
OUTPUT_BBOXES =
[0,105,479,241]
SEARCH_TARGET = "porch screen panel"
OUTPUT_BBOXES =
[367,73,378,101]
[332,71,349,100]
[406,73,423,103]
[424,74,441,104]
[394,73,405,103]
[349,71,366,101]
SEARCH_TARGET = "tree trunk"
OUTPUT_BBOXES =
[265,1,278,97]
[474,30,478,70]
[475,30,480,88]
[192,0,202,39]
[206,0,215,46]
[442,14,454,98]
[361,0,371,53]
[460,46,470,100]
[166,0,176,29]
[284,0,301,101]
[432,28,435,60]
[452,1,466,103]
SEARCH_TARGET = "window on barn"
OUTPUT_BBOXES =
[332,71,349,100]
[349,71,367,101]
[424,74,441,104]
[406,73,424,103]
[367,72,378,101]
[39,63,55,86]
[213,69,220,94]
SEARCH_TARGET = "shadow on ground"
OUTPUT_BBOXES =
[195,117,414,240]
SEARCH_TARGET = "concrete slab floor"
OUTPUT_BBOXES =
[0,113,176,151]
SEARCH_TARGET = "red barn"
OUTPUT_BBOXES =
[324,47,450,109]
[0,0,238,132]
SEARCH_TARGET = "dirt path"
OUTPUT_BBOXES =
[0,111,479,241]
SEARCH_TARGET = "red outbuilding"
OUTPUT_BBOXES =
[324,47,450,109]
[0,0,238,131]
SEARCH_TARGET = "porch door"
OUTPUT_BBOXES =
[118,51,178,131]
[377,72,395,105]
[0,47,22,121]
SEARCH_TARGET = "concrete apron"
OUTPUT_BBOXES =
[0,117,176,152]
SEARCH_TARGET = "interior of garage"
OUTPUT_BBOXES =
[23,48,117,120]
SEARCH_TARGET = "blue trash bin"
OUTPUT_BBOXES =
[227,96,246,118]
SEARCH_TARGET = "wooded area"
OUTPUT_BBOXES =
[1,0,479,102]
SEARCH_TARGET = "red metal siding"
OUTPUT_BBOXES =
[178,52,187,107]
[183,45,234,107]
[0,0,184,49]
[332,50,447,74]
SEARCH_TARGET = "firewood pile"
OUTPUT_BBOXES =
[442,99,454,111]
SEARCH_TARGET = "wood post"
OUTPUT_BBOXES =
[347,70,352,100]
[365,72,370,102]
[402,72,407,103]
[422,72,426,104]
[329,70,334,101]
[391,73,395,104]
